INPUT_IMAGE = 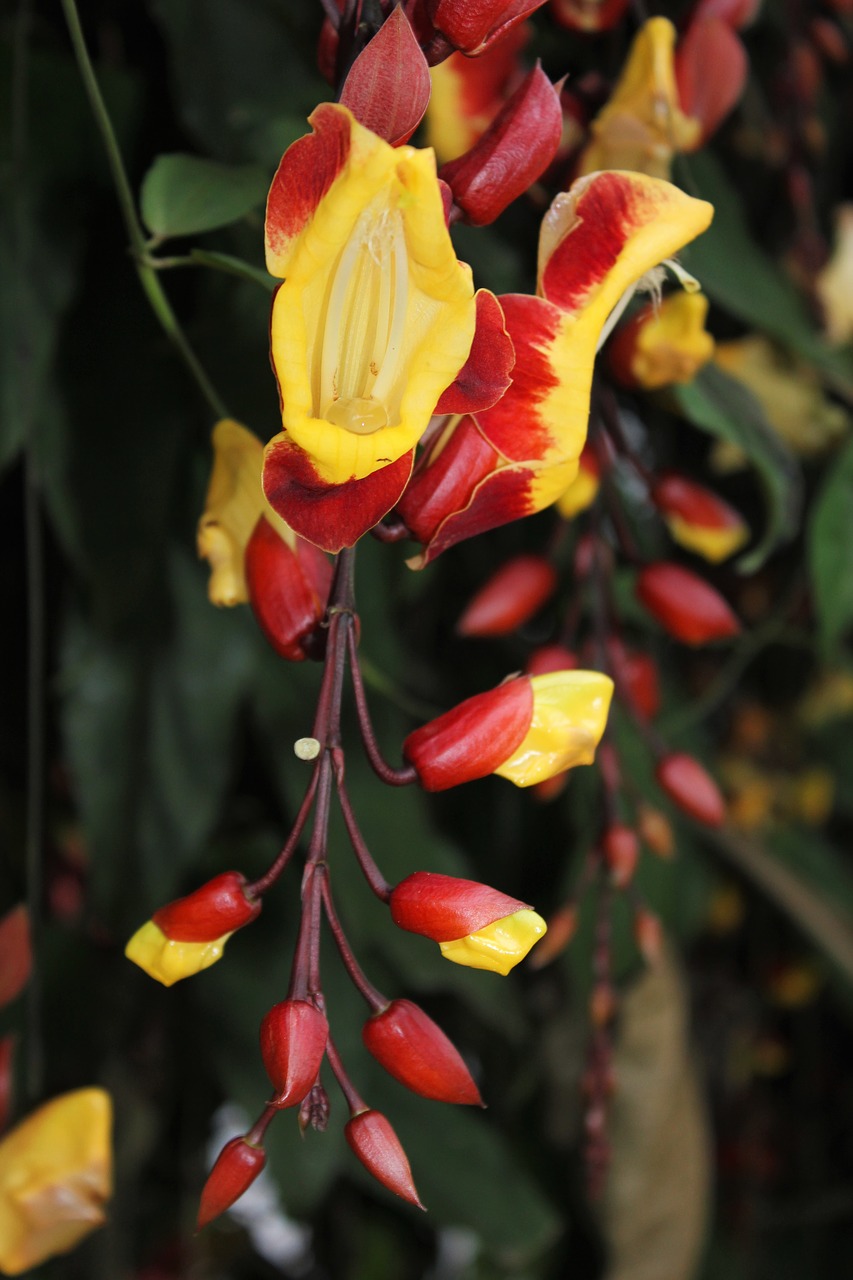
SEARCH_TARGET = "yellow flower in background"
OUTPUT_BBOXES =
[197,419,295,606]
[577,18,700,179]
[439,909,547,974]
[816,204,853,347]
[0,1089,112,1275]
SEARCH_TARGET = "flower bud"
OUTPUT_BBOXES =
[259,1000,329,1108]
[197,1136,266,1230]
[125,873,261,987]
[439,65,562,226]
[457,555,557,637]
[345,1109,424,1208]
[636,562,741,645]
[404,671,613,791]
[526,644,579,676]
[245,517,332,661]
[636,804,675,858]
[605,637,660,720]
[656,752,726,826]
[363,999,482,1105]
[652,473,748,563]
[390,872,546,975]
[602,824,640,888]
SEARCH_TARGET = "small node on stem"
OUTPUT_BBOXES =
[295,737,321,760]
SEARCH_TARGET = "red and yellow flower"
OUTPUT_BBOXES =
[262,103,512,552]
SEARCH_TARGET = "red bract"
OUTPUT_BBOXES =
[339,8,431,146]
[259,1000,329,1108]
[439,65,563,225]
[390,872,528,942]
[363,999,483,1105]
[425,0,549,55]
[636,562,741,646]
[656,752,726,827]
[245,518,332,662]
[0,905,31,1008]
[152,873,260,943]
[197,1136,266,1229]
[457,555,557,637]
[404,677,533,790]
[345,1109,424,1208]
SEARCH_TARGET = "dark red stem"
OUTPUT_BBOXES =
[321,876,387,1013]
[325,1033,367,1115]
[346,626,418,787]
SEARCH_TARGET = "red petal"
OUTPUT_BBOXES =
[345,1109,424,1207]
[457,554,557,636]
[403,677,533,790]
[439,65,563,226]
[260,1000,329,1107]
[0,905,30,1008]
[363,999,483,1105]
[265,104,352,276]
[656,752,726,827]
[390,871,529,940]
[636,562,741,646]
[430,0,548,54]
[263,438,414,553]
[153,873,259,942]
[675,19,747,144]
[417,462,538,565]
[434,290,515,415]
[340,8,431,146]
[398,415,500,547]
[245,517,331,662]
[197,1137,266,1230]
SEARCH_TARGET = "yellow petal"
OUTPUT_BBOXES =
[0,1089,112,1274]
[197,419,294,606]
[125,920,232,987]
[577,18,701,179]
[439,909,547,975]
[495,671,614,786]
[627,291,715,389]
[664,512,747,562]
[269,106,477,484]
[555,461,600,518]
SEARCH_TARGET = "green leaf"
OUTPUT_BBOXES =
[670,364,802,571]
[809,435,853,653]
[679,152,853,399]
[140,153,268,239]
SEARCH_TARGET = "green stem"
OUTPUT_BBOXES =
[59,0,229,420]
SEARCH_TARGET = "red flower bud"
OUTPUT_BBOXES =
[345,1109,424,1208]
[259,1000,329,1108]
[439,65,562,226]
[245,518,332,663]
[605,637,660,720]
[363,999,483,1105]
[676,17,748,144]
[197,1136,266,1229]
[602,824,640,888]
[636,562,741,646]
[656,752,726,827]
[152,872,260,943]
[339,7,431,146]
[404,678,533,791]
[550,0,630,32]
[526,644,579,676]
[633,908,663,964]
[390,871,528,941]
[427,0,549,55]
[652,473,748,564]
[457,555,557,637]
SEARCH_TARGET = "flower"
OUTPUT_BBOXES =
[262,103,512,552]
[399,170,713,565]
[389,871,547,974]
[125,872,261,987]
[197,420,332,660]
[636,562,741,645]
[423,0,549,57]
[656,751,726,826]
[0,1089,112,1275]
[554,444,600,519]
[651,472,748,563]
[363,999,482,1104]
[576,18,701,179]
[607,292,715,390]
[403,670,613,790]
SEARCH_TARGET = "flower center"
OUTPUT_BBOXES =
[318,199,409,435]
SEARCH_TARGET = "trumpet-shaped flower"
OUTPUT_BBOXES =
[399,169,713,564]
[0,1089,112,1275]
[262,104,513,552]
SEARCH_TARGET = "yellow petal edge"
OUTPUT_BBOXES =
[495,671,614,786]
[125,919,233,987]
[439,909,547,975]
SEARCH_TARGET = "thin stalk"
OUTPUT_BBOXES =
[325,1034,367,1114]
[321,877,387,1011]
[334,766,391,901]
[347,628,417,786]
[60,0,228,419]
[248,767,320,897]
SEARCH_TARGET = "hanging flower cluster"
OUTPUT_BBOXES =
[124,0,718,1225]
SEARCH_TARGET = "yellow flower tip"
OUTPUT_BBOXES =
[663,512,748,563]
[197,419,293,607]
[124,920,232,987]
[630,291,716,389]
[439,909,547,975]
[555,464,600,519]
[495,671,614,787]
[0,1088,112,1275]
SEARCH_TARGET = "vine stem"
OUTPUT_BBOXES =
[346,627,417,786]
[321,877,387,1012]
[59,0,229,420]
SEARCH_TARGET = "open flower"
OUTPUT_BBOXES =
[399,170,713,565]
[262,103,513,552]
[0,1089,112,1275]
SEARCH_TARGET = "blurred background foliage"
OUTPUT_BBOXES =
[3,0,853,1277]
